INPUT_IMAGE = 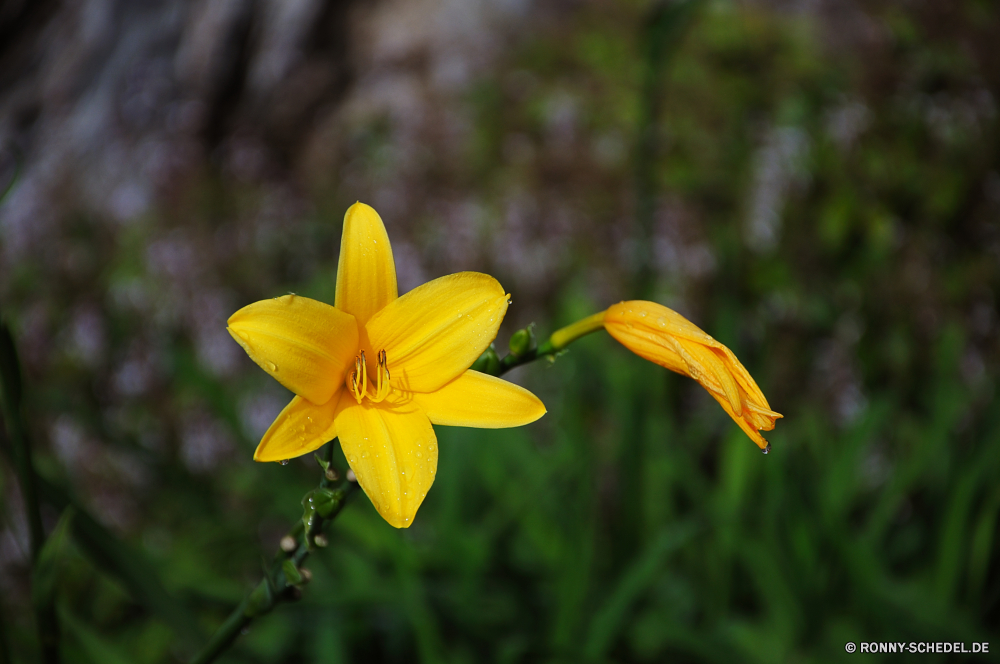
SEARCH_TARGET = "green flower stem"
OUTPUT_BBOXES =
[189,440,357,664]
[495,311,606,376]
[0,320,60,664]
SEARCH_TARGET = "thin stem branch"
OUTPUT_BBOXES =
[0,320,60,663]
[189,441,357,664]
[494,312,607,376]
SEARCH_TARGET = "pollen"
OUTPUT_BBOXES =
[348,349,392,404]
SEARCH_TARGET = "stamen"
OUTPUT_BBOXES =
[360,351,367,399]
[370,349,391,403]
[349,355,364,404]
[346,350,391,404]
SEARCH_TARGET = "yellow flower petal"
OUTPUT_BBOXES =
[365,272,508,393]
[334,393,437,528]
[408,370,546,428]
[254,394,338,462]
[228,295,359,405]
[605,301,782,450]
[335,202,398,326]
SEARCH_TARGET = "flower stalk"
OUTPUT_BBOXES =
[189,441,357,664]
[488,312,607,376]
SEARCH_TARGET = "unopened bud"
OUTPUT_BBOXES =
[300,567,313,583]
[508,325,537,358]
[280,536,297,553]
[471,344,501,375]
[313,533,329,548]
[325,468,339,481]
[346,469,357,482]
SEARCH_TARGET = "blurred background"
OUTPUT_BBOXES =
[1,0,999,661]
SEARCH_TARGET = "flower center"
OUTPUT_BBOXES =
[348,349,391,404]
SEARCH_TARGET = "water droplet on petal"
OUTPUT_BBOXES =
[762,443,771,455]
[267,361,278,371]
[280,459,290,466]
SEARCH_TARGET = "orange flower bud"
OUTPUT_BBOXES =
[604,301,782,451]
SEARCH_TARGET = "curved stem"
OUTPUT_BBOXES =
[189,441,358,664]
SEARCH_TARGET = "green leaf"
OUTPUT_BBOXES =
[60,607,132,664]
[583,522,699,660]
[32,507,74,608]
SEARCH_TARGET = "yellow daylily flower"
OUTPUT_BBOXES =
[228,202,546,527]
[604,301,782,451]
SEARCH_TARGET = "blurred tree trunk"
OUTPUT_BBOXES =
[0,0,353,225]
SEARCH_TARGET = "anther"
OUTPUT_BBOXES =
[346,350,391,403]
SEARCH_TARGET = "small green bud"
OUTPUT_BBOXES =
[282,559,304,586]
[508,324,537,358]
[471,344,501,375]
[301,488,341,533]
[313,533,329,548]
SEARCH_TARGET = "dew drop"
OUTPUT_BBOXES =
[267,361,278,371]
[762,443,771,455]
[416,451,422,458]
[280,459,290,466]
